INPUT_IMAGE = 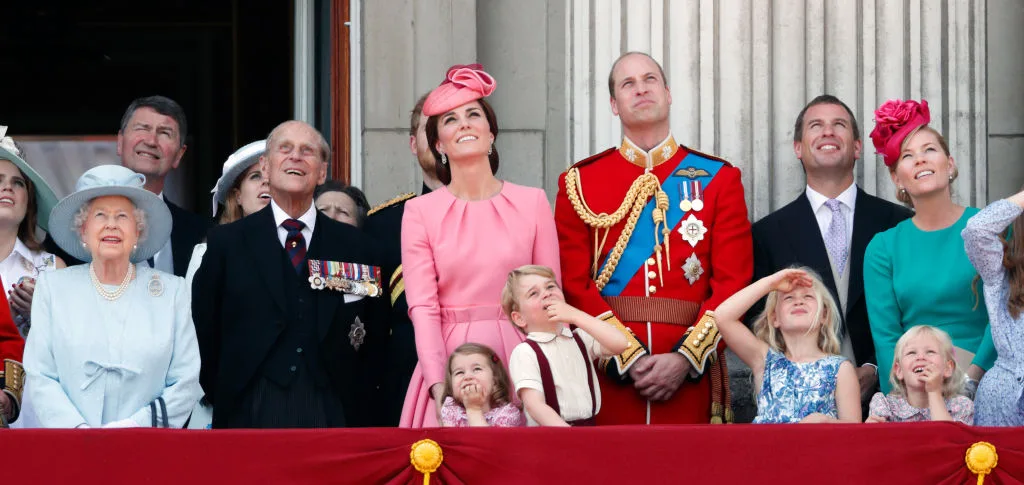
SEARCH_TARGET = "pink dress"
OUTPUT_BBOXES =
[399,182,561,428]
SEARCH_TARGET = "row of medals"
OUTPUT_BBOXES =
[311,275,380,297]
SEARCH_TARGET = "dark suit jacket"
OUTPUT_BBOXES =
[44,196,212,277]
[164,196,213,276]
[750,187,913,366]
[192,204,388,428]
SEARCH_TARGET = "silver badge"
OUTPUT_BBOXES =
[683,253,704,285]
[348,317,366,351]
[678,214,708,248]
[308,274,326,290]
[148,274,163,297]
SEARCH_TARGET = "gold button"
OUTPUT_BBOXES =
[646,257,656,266]
[647,271,657,279]
[648,285,657,293]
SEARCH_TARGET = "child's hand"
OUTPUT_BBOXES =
[798,413,837,424]
[766,269,814,293]
[459,382,489,411]
[920,364,945,394]
[865,415,887,423]
[544,300,584,326]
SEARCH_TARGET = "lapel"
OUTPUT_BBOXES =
[307,211,342,341]
[781,193,841,308]
[848,187,879,313]
[243,205,289,314]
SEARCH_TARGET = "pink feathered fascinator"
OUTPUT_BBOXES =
[869,99,931,167]
[421,64,496,117]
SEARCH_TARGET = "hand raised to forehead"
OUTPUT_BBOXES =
[768,268,814,293]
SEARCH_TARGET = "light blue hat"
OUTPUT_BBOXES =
[0,126,60,231]
[211,140,266,217]
[48,165,172,264]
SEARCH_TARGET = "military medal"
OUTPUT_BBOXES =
[307,260,327,290]
[679,214,708,248]
[148,274,164,297]
[678,182,692,212]
[348,317,366,351]
[690,180,704,212]
[683,253,704,285]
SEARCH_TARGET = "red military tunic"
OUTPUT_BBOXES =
[554,135,752,424]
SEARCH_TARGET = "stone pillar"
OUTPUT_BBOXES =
[568,0,988,219]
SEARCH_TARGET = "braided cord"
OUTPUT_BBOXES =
[564,167,671,291]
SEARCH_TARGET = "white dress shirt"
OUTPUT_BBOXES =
[804,182,857,250]
[269,199,317,248]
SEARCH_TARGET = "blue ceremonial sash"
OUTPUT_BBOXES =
[598,152,724,297]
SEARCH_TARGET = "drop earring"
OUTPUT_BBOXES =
[441,153,448,165]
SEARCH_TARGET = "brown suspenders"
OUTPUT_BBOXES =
[523,331,597,423]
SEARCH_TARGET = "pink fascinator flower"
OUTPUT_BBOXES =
[869,99,931,167]
[421,64,497,117]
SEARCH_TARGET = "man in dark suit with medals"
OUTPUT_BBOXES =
[750,95,913,405]
[46,95,211,277]
[193,120,387,428]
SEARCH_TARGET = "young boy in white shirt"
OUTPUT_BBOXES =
[502,265,628,426]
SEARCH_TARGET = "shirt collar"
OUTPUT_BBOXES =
[619,133,679,169]
[805,182,858,213]
[10,238,33,263]
[525,325,574,343]
[270,199,318,233]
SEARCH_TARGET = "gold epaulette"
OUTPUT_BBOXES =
[367,192,416,216]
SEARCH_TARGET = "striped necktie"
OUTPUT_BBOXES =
[281,219,307,275]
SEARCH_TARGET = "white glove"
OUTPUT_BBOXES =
[102,418,139,428]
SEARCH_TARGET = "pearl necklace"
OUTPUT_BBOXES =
[89,263,135,301]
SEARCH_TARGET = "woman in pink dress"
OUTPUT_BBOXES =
[399,64,561,427]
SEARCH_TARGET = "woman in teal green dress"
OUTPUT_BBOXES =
[864,99,993,395]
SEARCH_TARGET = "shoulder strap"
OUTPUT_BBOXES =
[524,339,560,415]
[571,331,597,416]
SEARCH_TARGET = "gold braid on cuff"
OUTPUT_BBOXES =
[676,311,721,374]
[596,311,647,374]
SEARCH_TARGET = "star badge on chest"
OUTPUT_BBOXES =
[683,253,704,285]
[349,317,367,351]
[678,214,707,248]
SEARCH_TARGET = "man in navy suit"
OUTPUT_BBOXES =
[750,95,912,403]
[193,120,387,428]
[47,95,211,276]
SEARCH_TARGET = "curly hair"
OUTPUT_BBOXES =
[72,200,148,250]
[442,343,515,410]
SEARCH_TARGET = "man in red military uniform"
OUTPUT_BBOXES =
[555,52,753,424]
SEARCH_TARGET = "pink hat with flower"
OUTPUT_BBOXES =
[869,99,931,167]
[421,64,496,117]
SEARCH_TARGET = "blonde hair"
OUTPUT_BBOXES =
[500,265,559,333]
[442,343,515,409]
[888,325,965,400]
[751,266,842,355]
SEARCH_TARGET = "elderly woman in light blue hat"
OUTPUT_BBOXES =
[21,165,202,428]
[0,127,64,338]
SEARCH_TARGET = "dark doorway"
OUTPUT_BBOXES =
[1,1,292,213]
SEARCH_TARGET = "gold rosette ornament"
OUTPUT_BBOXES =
[965,441,998,485]
[410,439,443,485]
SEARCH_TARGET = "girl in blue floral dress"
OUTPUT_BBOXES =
[713,267,861,423]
